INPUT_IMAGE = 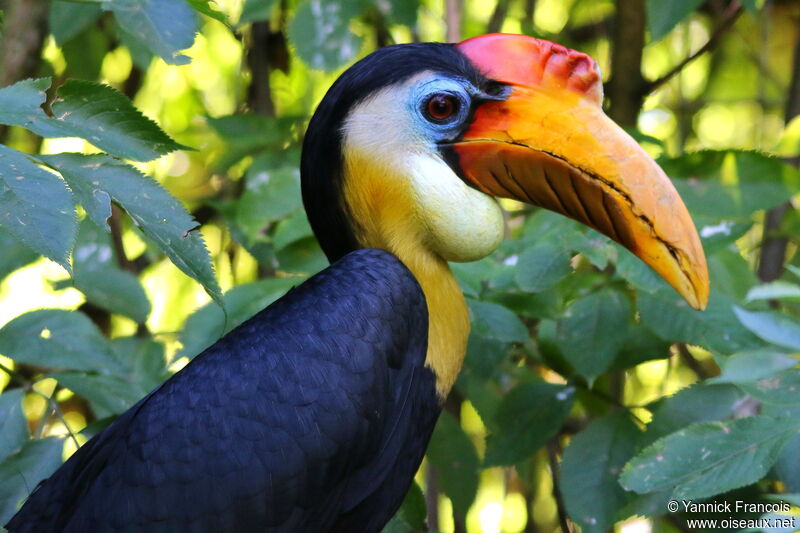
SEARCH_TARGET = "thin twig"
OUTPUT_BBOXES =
[642,2,743,95]
[546,438,572,533]
[35,389,81,450]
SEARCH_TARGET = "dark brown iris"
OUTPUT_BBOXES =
[425,94,457,122]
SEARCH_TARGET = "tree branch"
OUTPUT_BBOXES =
[445,0,462,42]
[758,19,800,282]
[642,2,743,95]
[487,0,510,34]
[607,0,646,126]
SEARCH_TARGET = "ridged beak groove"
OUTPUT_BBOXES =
[451,34,709,310]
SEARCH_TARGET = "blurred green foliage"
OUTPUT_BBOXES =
[0,0,799,532]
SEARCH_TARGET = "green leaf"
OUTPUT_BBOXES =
[0,79,188,161]
[239,0,279,24]
[427,411,479,518]
[746,281,800,302]
[612,324,672,370]
[467,299,529,344]
[514,241,572,292]
[0,438,65,527]
[556,288,631,380]
[105,0,197,65]
[0,144,76,272]
[560,412,640,533]
[68,221,151,323]
[109,336,168,390]
[484,381,574,466]
[50,0,103,44]
[382,482,426,533]
[236,163,302,242]
[186,0,228,24]
[51,80,188,161]
[272,210,313,251]
[620,416,800,500]
[288,0,363,71]
[179,277,299,358]
[764,405,800,492]
[0,389,28,463]
[375,0,418,26]
[739,369,800,406]
[62,26,110,82]
[643,384,746,446]
[710,350,797,385]
[734,307,800,350]
[41,154,223,308]
[0,78,51,133]
[207,114,300,169]
[639,290,764,353]
[0,309,120,372]
[646,0,704,41]
[0,225,38,281]
[615,244,668,293]
[52,372,144,418]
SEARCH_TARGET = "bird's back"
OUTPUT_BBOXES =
[6,249,438,533]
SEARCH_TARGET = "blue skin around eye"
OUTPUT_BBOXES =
[407,77,475,144]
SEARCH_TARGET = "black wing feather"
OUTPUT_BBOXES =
[6,249,438,533]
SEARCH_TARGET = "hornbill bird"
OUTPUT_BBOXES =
[6,34,708,533]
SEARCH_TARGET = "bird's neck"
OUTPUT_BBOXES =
[341,157,470,400]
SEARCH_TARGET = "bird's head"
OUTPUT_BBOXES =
[302,33,709,311]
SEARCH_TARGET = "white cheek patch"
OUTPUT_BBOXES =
[407,154,504,262]
[342,74,505,263]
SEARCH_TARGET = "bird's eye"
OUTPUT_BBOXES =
[424,93,459,123]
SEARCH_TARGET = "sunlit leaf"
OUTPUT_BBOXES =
[0,438,65,527]
[484,381,574,466]
[0,145,76,272]
[0,389,28,463]
[621,416,800,500]
[288,0,363,70]
[427,411,479,518]
[104,0,197,65]
[41,154,223,308]
[0,309,121,372]
[186,0,228,24]
[561,412,639,533]
[557,288,631,380]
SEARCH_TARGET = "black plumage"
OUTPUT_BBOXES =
[6,250,438,532]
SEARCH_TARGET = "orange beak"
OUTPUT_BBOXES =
[448,34,708,310]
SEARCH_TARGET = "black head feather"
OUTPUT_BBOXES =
[301,42,487,262]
